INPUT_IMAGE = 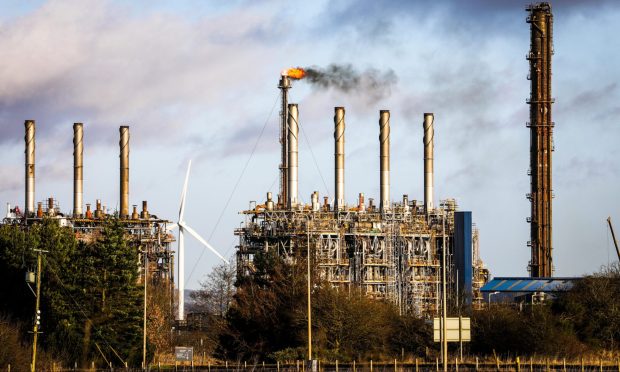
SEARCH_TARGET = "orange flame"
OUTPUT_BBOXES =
[282,67,306,80]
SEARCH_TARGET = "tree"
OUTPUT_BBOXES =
[190,260,236,317]
[554,263,620,351]
[0,219,147,367]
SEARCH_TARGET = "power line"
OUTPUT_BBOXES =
[186,94,279,284]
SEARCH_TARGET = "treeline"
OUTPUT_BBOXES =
[191,252,620,362]
[472,265,620,357]
[189,250,432,362]
[0,219,146,368]
[3,220,620,366]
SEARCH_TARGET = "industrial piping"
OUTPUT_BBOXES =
[423,113,434,213]
[334,107,345,211]
[119,126,130,218]
[279,76,291,207]
[287,104,299,209]
[24,120,35,216]
[379,110,390,212]
[73,123,84,216]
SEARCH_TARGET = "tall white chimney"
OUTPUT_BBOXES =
[119,126,130,218]
[379,110,390,212]
[73,123,84,216]
[423,113,434,213]
[334,107,345,211]
[287,104,299,209]
[24,120,35,216]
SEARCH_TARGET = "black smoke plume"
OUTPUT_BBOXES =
[304,64,397,100]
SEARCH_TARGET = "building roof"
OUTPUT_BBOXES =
[481,277,580,293]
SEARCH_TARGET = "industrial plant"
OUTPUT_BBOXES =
[234,72,490,315]
[3,121,176,293]
[0,2,566,319]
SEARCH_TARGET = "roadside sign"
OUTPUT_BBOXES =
[175,346,193,362]
[433,317,471,342]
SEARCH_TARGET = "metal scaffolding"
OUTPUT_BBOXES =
[236,196,487,316]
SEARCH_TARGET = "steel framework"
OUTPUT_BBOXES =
[526,2,554,277]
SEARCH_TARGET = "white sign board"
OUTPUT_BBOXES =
[175,346,193,362]
[433,317,471,342]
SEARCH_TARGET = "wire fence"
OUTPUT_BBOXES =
[12,357,620,372]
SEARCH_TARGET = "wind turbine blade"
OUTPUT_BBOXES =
[178,221,229,264]
[166,223,178,232]
[179,159,192,221]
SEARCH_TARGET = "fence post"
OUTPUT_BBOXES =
[436,358,439,372]
[415,358,419,372]
[563,358,566,372]
[581,357,584,372]
[263,361,265,370]
[475,356,478,371]
[455,357,459,372]
[530,357,533,372]
[158,361,161,372]
[394,358,397,372]
[516,356,521,372]
[277,361,279,372]
[495,356,500,371]
[370,359,373,372]
[7,364,10,372]
[335,360,338,372]
[209,362,212,372]
[353,360,356,372]
[600,358,603,372]
[226,360,228,371]
[617,357,620,372]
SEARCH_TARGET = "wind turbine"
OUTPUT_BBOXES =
[168,160,229,321]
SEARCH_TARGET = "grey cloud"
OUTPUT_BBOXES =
[0,0,285,149]
[556,156,619,188]
[568,83,617,107]
[316,0,619,43]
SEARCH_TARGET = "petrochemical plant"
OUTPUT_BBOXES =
[1,2,565,320]
[235,81,489,314]
[4,122,176,297]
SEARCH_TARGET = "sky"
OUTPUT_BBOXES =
[0,0,619,289]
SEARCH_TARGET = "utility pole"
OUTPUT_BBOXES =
[306,218,312,362]
[143,251,148,371]
[442,212,447,372]
[31,249,47,372]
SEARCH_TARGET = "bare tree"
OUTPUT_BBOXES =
[191,260,236,317]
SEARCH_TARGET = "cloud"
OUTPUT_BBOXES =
[0,0,286,150]
[315,0,620,44]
